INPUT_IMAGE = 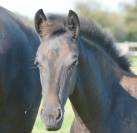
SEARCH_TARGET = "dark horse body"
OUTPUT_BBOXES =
[0,6,41,133]
[35,9,137,133]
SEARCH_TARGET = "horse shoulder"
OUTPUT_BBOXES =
[120,72,137,98]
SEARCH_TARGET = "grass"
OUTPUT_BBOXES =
[32,56,137,133]
[129,56,137,73]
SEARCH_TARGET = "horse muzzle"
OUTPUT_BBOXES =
[40,105,64,131]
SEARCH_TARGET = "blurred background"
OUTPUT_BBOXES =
[1,0,137,132]
[1,0,137,42]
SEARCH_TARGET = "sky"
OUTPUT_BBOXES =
[0,0,134,18]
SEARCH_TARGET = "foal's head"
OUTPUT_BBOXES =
[35,9,79,130]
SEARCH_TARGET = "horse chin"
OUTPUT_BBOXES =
[45,122,62,131]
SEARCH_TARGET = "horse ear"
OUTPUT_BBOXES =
[35,9,48,38]
[67,10,80,39]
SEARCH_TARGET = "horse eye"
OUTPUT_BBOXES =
[34,59,42,68]
[72,60,78,66]
[34,59,39,66]
[68,60,78,72]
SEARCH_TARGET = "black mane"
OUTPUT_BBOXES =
[79,19,131,72]
[47,14,131,72]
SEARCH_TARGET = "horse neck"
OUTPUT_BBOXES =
[70,36,128,131]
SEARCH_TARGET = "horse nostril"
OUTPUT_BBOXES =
[56,108,62,122]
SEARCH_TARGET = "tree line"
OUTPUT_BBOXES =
[76,0,137,42]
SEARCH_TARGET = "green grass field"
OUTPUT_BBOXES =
[129,56,137,74]
[32,56,137,133]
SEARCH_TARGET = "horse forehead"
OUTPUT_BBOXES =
[59,43,72,56]
[45,39,74,54]
[38,44,71,62]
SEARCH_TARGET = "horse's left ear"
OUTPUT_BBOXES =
[67,10,80,39]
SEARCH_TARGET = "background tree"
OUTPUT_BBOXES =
[75,0,137,42]
[123,0,137,41]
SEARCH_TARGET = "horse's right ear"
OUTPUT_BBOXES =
[35,9,47,38]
